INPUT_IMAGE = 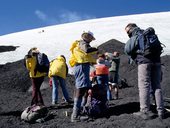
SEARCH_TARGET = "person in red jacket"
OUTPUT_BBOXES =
[94,54,110,101]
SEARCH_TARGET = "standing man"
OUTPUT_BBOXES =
[69,31,98,122]
[124,23,164,119]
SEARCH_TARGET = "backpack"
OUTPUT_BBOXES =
[82,84,108,118]
[83,98,102,118]
[21,105,48,123]
[34,53,49,75]
[137,27,164,58]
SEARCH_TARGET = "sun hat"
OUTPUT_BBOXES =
[31,47,39,53]
[81,31,95,40]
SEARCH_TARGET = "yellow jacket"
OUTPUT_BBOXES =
[69,40,97,67]
[48,56,67,79]
[25,56,46,78]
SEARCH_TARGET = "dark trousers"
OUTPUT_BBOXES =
[31,76,44,105]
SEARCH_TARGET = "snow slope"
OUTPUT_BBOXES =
[0,11,170,65]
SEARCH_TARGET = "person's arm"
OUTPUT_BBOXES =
[25,57,32,71]
[66,64,68,76]
[124,35,138,60]
[79,41,98,53]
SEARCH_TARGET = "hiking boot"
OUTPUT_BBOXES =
[71,109,80,123]
[71,115,89,122]
[133,111,155,120]
[79,115,89,121]
[62,97,73,104]
[158,113,165,120]
[71,114,80,122]
[36,118,45,123]
[52,101,58,106]
[66,100,74,104]
[113,95,118,100]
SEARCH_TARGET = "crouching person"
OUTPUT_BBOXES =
[82,83,109,119]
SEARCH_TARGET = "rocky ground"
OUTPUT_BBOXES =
[0,40,170,128]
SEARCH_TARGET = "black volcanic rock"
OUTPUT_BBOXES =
[0,60,31,92]
[0,39,170,128]
[0,46,19,52]
[97,39,125,54]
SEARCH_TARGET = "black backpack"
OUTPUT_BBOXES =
[136,27,165,58]
[34,53,49,75]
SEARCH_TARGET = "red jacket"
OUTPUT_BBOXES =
[95,64,109,75]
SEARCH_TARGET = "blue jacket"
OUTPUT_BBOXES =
[124,27,161,64]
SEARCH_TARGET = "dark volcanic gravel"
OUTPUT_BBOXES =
[0,40,170,128]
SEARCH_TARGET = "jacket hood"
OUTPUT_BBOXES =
[57,56,66,62]
[132,27,143,36]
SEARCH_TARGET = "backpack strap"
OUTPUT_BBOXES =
[136,30,145,55]
[34,53,39,76]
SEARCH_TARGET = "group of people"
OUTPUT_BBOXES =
[69,31,122,122]
[24,23,165,123]
[25,48,72,106]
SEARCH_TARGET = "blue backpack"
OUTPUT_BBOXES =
[82,84,108,118]
[34,53,49,75]
[136,27,165,58]
[83,98,105,118]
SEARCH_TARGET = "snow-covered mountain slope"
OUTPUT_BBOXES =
[0,11,170,65]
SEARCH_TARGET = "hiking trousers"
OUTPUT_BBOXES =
[31,76,44,105]
[52,76,70,104]
[96,75,110,100]
[138,63,164,115]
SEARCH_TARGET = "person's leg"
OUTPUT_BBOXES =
[151,63,164,118]
[81,90,89,107]
[97,75,111,100]
[105,75,111,101]
[138,64,151,112]
[133,64,156,120]
[96,75,102,85]
[58,76,70,102]
[109,72,115,100]
[113,84,119,100]
[31,78,38,105]
[52,76,58,104]
[71,88,87,122]
[31,77,44,105]
[37,77,44,105]
[113,72,119,100]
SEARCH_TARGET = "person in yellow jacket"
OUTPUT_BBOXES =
[25,47,47,106]
[49,55,72,105]
[70,31,98,122]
